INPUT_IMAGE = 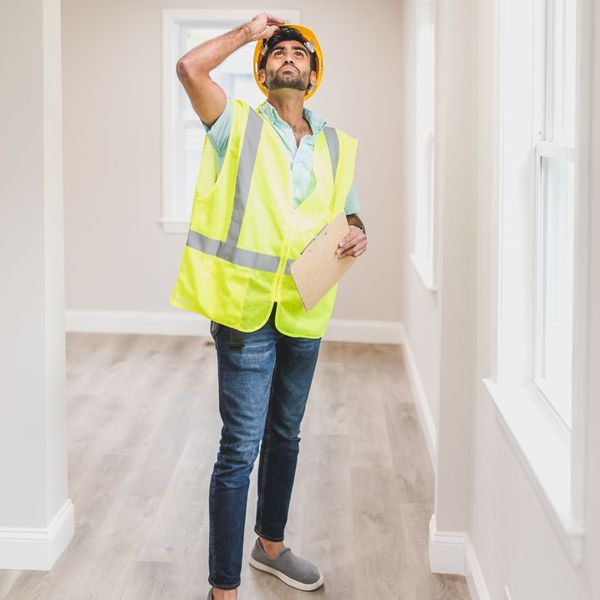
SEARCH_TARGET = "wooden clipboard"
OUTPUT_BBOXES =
[290,210,357,311]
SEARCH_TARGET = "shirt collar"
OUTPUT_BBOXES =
[257,99,326,137]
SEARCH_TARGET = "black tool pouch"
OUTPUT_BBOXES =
[228,328,246,348]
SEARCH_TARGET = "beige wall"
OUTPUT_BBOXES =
[399,0,442,431]
[0,0,73,569]
[62,0,404,322]
[62,0,600,597]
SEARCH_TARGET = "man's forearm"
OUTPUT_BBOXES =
[346,213,366,234]
[177,23,251,75]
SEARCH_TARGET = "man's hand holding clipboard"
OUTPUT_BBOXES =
[290,211,366,311]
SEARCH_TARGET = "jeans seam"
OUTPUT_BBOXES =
[256,415,272,533]
[256,359,278,535]
[211,321,220,350]
[209,473,216,581]
[255,530,284,542]
[208,579,240,590]
[209,338,221,585]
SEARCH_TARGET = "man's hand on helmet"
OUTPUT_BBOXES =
[244,12,286,42]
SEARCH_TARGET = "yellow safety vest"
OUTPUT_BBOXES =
[169,99,358,338]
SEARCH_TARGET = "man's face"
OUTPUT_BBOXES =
[258,40,317,93]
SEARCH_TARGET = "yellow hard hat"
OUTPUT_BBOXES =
[253,24,324,100]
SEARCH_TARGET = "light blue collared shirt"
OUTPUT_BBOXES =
[201,97,361,215]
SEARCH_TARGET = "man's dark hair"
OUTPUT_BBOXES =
[258,27,318,73]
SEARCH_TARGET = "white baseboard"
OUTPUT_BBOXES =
[429,513,490,600]
[465,538,492,600]
[396,324,437,473]
[402,332,490,593]
[429,512,468,574]
[324,317,403,344]
[65,310,404,345]
[66,309,208,336]
[0,499,75,570]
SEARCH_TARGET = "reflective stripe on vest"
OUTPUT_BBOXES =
[185,110,340,274]
[323,126,339,182]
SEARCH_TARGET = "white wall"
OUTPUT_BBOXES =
[399,0,442,435]
[61,0,600,596]
[0,0,73,570]
[400,0,600,598]
[470,0,599,598]
[400,0,479,521]
[61,0,404,324]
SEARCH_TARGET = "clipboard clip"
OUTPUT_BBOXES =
[300,222,329,255]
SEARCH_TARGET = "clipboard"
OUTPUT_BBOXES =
[290,210,357,311]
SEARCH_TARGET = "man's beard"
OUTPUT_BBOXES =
[267,67,309,92]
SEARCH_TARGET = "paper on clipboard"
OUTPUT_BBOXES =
[290,210,357,311]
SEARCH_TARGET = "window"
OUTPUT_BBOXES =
[533,0,576,429]
[160,10,300,233]
[410,0,437,291]
[483,0,590,565]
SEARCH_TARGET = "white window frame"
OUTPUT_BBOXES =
[159,9,300,234]
[532,0,578,433]
[483,0,591,565]
[410,0,438,292]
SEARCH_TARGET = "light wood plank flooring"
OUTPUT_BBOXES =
[0,333,470,600]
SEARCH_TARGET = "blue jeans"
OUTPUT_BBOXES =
[207,303,322,590]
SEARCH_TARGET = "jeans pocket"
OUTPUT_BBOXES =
[228,328,245,348]
[210,320,221,340]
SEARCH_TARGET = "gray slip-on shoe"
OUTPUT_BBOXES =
[249,537,324,591]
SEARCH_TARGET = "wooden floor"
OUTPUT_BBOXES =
[0,333,471,600]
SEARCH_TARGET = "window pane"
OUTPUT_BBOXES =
[417,4,435,134]
[184,27,224,52]
[176,23,265,218]
[537,157,574,427]
[180,28,227,120]
[180,25,264,120]
[182,123,204,219]
[550,0,576,144]
[415,0,435,258]
[427,132,435,258]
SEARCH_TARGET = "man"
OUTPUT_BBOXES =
[170,12,367,600]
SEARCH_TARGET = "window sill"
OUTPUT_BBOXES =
[409,252,437,293]
[482,378,584,564]
[158,218,188,234]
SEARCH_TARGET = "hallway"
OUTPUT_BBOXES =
[1,334,469,599]
[1,0,599,598]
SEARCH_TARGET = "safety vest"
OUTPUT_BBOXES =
[169,99,358,338]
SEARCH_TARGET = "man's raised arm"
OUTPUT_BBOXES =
[175,12,286,127]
